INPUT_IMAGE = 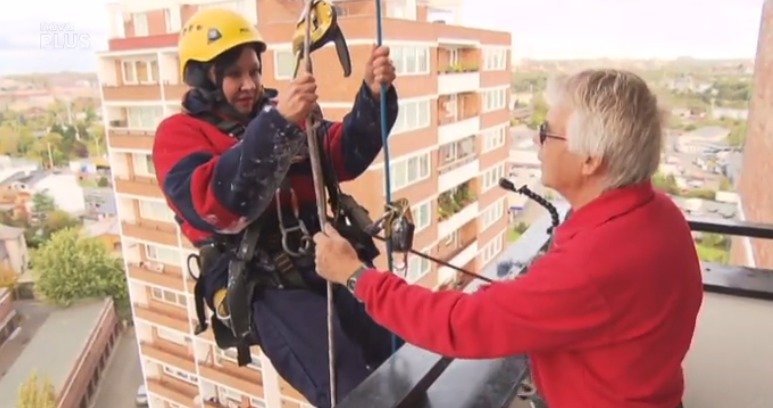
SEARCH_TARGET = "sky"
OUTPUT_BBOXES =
[0,0,766,75]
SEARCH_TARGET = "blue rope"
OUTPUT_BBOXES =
[375,0,397,354]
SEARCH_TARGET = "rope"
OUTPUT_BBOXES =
[298,1,337,404]
[374,0,398,354]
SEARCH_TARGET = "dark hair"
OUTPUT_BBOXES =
[184,43,263,91]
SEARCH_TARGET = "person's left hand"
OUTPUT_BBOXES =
[313,224,363,285]
[363,45,396,100]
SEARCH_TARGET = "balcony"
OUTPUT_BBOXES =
[146,377,198,407]
[438,159,479,193]
[334,206,773,408]
[140,340,196,374]
[437,188,478,238]
[114,176,164,199]
[134,304,190,334]
[438,72,481,96]
[102,84,161,101]
[127,262,185,292]
[121,220,178,247]
[199,360,263,398]
[107,128,154,151]
[164,83,190,101]
[437,241,479,286]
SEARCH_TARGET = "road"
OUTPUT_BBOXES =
[0,300,56,379]
[91,327,144,408]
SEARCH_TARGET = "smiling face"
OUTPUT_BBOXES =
[210,45,263,116]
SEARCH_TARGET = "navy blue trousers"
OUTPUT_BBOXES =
[252,284,396,407]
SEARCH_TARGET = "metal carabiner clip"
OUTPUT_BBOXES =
[276,187,313,257]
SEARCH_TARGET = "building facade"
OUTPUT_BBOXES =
[98,0,512,406]
[732,0,773,269]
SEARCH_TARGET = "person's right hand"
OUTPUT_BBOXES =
[276,73,318,125]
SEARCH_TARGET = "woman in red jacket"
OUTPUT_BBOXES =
[313,69,702,408]
[152,8,399,407]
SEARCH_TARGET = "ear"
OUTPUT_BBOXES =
[581,155,604,177]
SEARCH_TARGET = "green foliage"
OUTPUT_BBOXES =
[652,172,680,195]
[16,370,57,408]
[32,227,128,309]
[726,121,747,147]
[527,93,548,130]
[97,176,109,187]
[32,193,55,215]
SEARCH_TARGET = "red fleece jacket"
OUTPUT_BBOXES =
[354,182,703,408]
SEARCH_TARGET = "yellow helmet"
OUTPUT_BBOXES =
[177,8,267,83]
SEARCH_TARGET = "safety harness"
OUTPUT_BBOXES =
[186,105,381,366]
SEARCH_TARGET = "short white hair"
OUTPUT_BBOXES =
[546,69,665,189]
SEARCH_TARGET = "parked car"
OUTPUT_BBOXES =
[135,384,147,406]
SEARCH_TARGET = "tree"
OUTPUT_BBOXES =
[652,172,680,195]
[527,93,548,130]
[727,122,747,147]
[32,228,128,310]
[32,193,56,216]
[97,176,109,187]
[16,370,57,408]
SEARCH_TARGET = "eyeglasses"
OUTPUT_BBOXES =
[538,121,567,145]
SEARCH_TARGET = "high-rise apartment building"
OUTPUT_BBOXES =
[732,0,773,269]
[98,0,512,406]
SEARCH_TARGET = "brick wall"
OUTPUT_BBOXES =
[735,0,773,268]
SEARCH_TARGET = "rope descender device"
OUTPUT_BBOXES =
[291,0,352,78]
[366,198,416,274]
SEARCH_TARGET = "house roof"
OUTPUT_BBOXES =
[0,298,112,400]
[83,217,120,238]
[0,223,24,240]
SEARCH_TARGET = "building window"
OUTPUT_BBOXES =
[121,59,158,85]
[162,365,197,385]
[483,48,508,71]
[151,287,187,308]
[273,49,296,80]
[406,253,431,282]
[480,233,504,266]
[480,198,505,231]
[482,126,507,153]
[439,136,475,167]
[132,13,149,36]
[392,99,431,135]
[133,153,155,176]
[391,46,430,76]
[412,201,431,232]
[127,106,163,129]
[481,164,506,192]
[145,244,180,266]
[217,347,262,371]
[389,153,430,191]
[483,89,507,113]
[156,327,188,345]
[138,200,175,223]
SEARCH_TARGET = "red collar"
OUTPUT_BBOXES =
[554,181,656,244]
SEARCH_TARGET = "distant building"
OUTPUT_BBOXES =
[711,107,749,121]
[83,187,118,219]
[0,288,20,347]
[732,0,773,269]
[0,297,121,408]
[83,216,122,256]
[16,172,87,215]
[676,126,730,155]
[0,223,28,275]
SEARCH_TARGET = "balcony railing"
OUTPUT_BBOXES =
[336,202,773,407]
[437,183,476,222]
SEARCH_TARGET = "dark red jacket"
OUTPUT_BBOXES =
[353,182,704,407]
[152,83,398,245]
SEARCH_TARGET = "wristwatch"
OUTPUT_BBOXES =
[346,264,369,293]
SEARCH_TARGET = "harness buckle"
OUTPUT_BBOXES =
[275,187,313,257]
